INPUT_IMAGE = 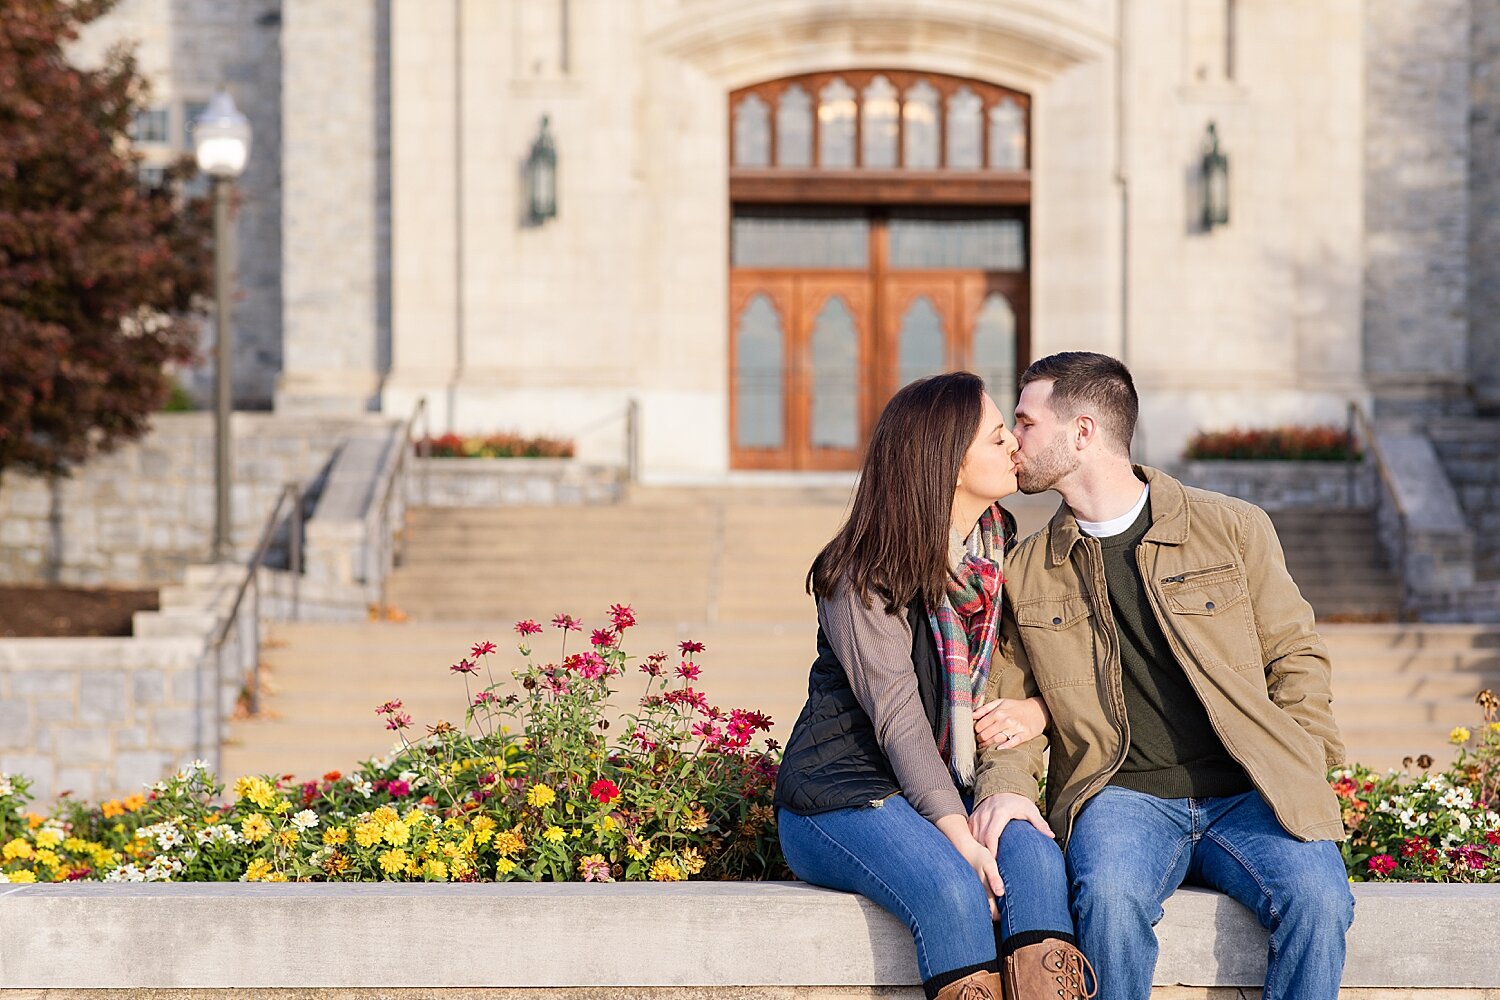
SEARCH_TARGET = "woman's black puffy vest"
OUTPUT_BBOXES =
[774,603,947,815]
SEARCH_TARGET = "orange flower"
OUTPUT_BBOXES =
[122,794,146,812]
[101,800,125,819]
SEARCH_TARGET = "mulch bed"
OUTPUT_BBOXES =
[0,585,159,638]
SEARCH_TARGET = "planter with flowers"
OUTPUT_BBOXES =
[1177,424,1374,510]
[409,433,623,507]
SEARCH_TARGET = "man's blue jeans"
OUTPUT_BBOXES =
[778,796,1074,982]
[1066,786,1354,1000]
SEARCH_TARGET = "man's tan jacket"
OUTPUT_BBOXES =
[976,466,1346,849]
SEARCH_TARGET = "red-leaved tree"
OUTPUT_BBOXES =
[0,0,211,486]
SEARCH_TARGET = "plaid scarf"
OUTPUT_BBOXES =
[928,503,1007,789]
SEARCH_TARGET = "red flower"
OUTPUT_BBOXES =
[590,628,617,648]
[632,728,658,752]
[387,779,411,798]
[589,778,621,804]
[376,699,404,715]
[515,620,543,637]
[471,641,497,657]
[473,691,498,707]
[450,658,480,675]
[608,604,636,630]
[676,661,701,682]
[552,613,582,632]
[679,640,705,654]
[323,770,343,783]
[1486,831,1500,848]
[640,659,663,677]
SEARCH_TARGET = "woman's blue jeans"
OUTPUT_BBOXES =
[777,795,1074,982]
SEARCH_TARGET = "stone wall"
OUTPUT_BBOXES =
[1428,418,1500,579]
[0,413,389,587]
[407,459,624,507]
[1472,0,1500,412]
[1176,461,1375,511]
[1363,0,1473,416]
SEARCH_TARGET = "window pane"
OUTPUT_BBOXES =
[777,84,813,168]
[973,293,1018,420]
[733,93,771,168]
[888,211,1026,270]
[903,79,939,169]
[131,107,170,144]
[898,297,946,387]
[818,78,856,168]
[183,101,207,148]
[988,97,1026,171]
[946,87,982,170]
[861,75,898,169]
[810,296,860,449]
[735,294,785,449]
[731,208,869,269]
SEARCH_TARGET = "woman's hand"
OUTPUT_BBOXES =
[935,813,1005,920]
[974,695,1049,751]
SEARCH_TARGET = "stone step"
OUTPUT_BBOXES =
[1322,623,1500,651]
[1329,696,1487,727]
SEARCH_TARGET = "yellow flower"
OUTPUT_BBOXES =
[383,821,411,847]
[240,814,272,843]
[322,827,349,847]
[122,794,146,812]
[683,806,709,832]
[232,777,276,810]
[242,858,275,882]
[354,821,383,848]
[494,857,516,876]
[1490,722,1500,735]
[542,826,566,843]
[526,783,556,808]
[275,829,299,849]
[626,841,649,861]
[492,830,525,856]
[3,838,34,861]
[372,805,401,827]
[1451,726,1472,745]
[648,857,685,882]
[471,815,497,844]
[680,847,706,875]
[34,830,63,850]
[6,869,36,884]
[271,800,292,815]
[265,871,288,882]
[423,858,449,881]
[63,837,88,854]
[378,848,410,876]
[33,849,60,870]
[596,815,619,834]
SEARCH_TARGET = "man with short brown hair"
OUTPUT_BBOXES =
[968,351,1352,1000]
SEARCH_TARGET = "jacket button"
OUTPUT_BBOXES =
[1205,601,1215,610]
[1052,616,1062,625]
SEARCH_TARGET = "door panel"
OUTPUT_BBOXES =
[730,278,796,469]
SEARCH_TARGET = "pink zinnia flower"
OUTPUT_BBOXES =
[608,604,636,630]
[580,856,613,882]
[386,712,412,731]
[676,661,700,682]
[590,628,617,648]
[632,728,658,752]
[589,778,621,804]
[450,658,479,674]
[552,613,582,632]
[471,640,497,657]
[387,779,411,798]
[473,691,498,707]
[678,640,705,654]
[1367,854,1396,876]
[515,620,543,636]
[375,699,404,715]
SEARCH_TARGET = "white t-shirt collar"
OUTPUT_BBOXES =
[1076,483,1150,539]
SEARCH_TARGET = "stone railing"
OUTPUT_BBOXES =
[1,883,1496,996]
[406,456,624,507]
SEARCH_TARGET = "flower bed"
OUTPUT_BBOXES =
[1185,424,1360,462]
[3,609,1499,886]
[418,432,574,459]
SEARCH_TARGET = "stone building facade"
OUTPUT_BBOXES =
[81,0,1500,475]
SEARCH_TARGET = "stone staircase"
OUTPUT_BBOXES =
[1266,508,1403,621]
[1428,417,1500,581]
[221,489,1496,780]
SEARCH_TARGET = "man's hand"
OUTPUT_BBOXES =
[968,791,1053,856]
[935,813,1006,920]
[974,696,1049,750]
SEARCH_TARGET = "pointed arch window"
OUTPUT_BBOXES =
[730,70,1030,204]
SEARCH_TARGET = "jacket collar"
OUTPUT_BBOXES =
[1044,465,1190,567]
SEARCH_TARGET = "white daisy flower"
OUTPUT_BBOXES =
[291,810,319,831]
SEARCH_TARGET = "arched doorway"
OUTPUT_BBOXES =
[728,70,1032,471]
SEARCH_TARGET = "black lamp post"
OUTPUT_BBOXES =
[1201,121,1229,231]
[527,116,557,225]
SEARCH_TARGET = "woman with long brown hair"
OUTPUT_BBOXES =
[775,372,1094,1000]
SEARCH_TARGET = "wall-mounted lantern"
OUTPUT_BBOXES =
[527,116,557,225]
[1201,121,1229,231]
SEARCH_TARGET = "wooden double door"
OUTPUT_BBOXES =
[730,268,1029,471]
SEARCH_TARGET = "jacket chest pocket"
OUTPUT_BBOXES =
[1157,565,1259,670]
[1015,596,1096,691]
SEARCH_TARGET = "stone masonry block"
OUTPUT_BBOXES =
[53,766,99,801]
[113,725,149,750]
[112,750,172,793]
[33,697,77,722]
[46,726,112,764]
[8,672,77,698]
[77,672,129,723]
[170,668,206,704]
[0,753,52,797]
[0,698,34,749]
[150,707,202,751]
[133,671,167,707]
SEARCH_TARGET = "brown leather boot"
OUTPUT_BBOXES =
[1001,938,1097,1000]
[932,969,1005,1000]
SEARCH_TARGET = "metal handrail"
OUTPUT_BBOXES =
[205,480,304,770]
[374,397,430,613]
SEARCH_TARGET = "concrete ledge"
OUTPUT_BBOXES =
[2,883,1498,990]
